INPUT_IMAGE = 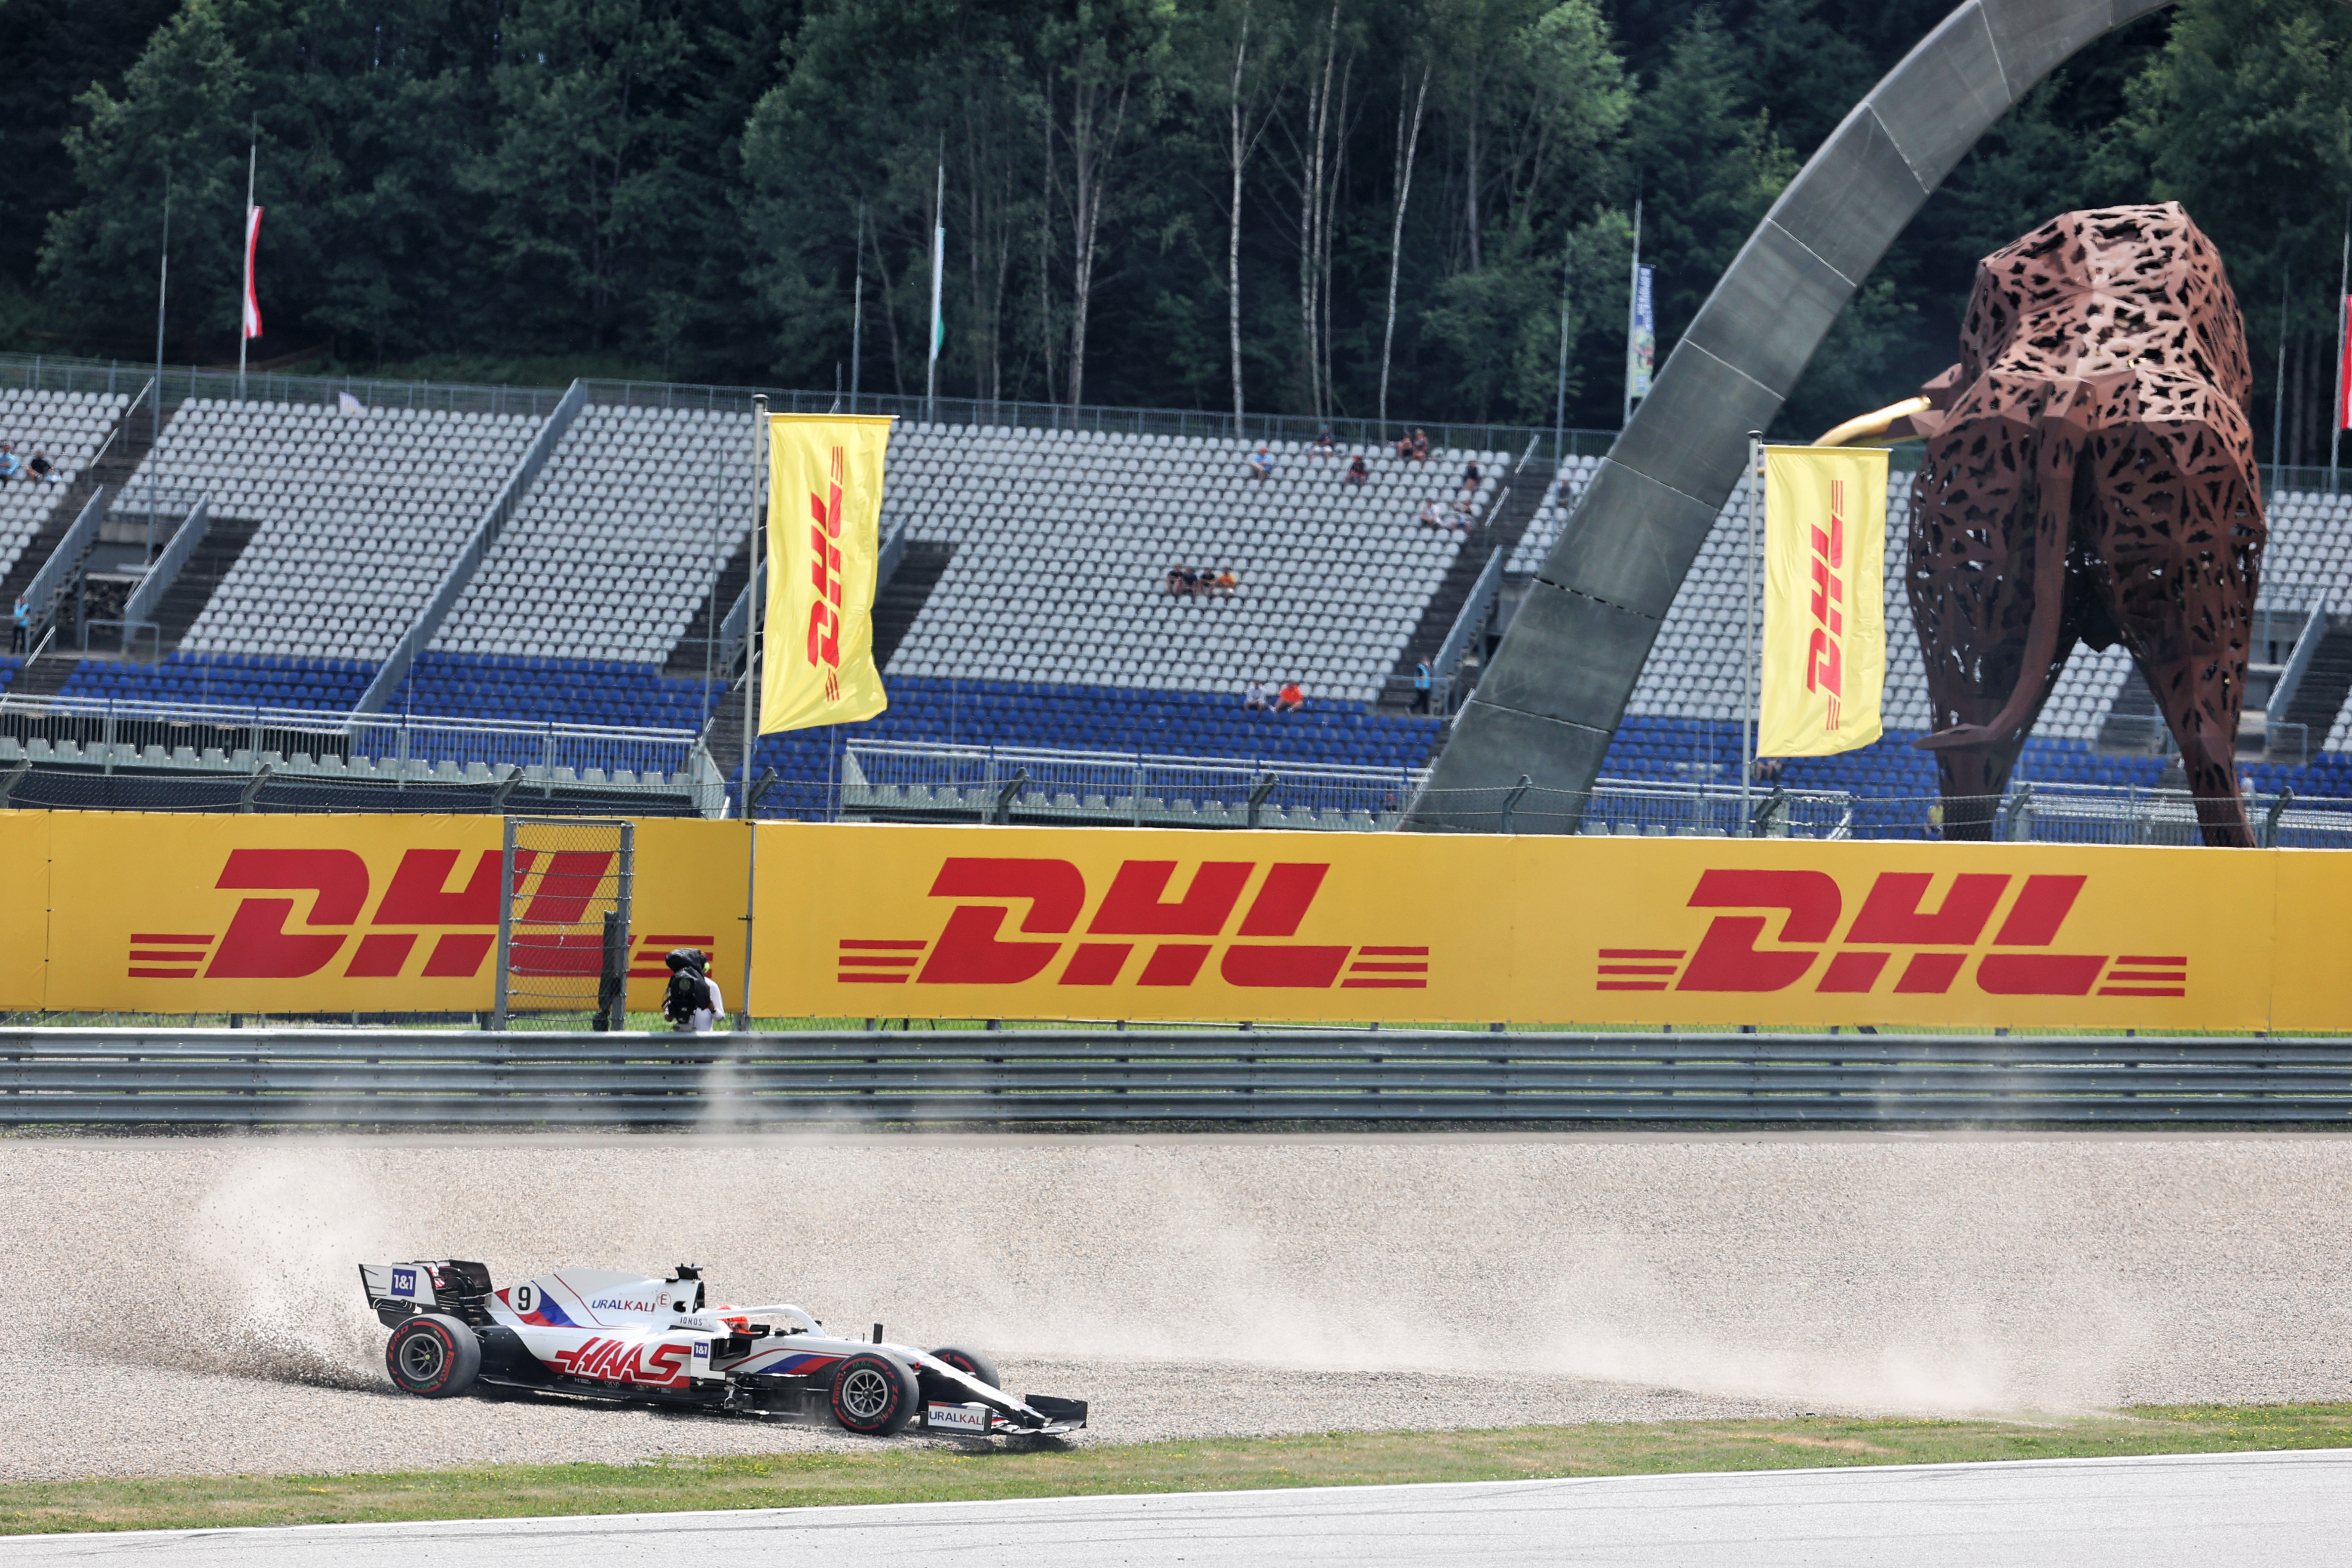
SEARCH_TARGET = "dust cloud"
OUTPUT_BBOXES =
[6,1130,2347,1473]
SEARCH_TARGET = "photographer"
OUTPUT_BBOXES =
[661,948,726,1032]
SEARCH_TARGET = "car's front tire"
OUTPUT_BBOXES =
[829,1350,919,1435]
[385,1314,482,1398]
[925,1344,1002,1393]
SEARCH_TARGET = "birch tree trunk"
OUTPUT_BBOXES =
[1062,58,1132,412]
[1377,63,1430,438]
[1298,1,1337,419]
[1317,52,1354,420]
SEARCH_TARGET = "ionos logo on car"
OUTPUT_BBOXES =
[835,856,1429,991]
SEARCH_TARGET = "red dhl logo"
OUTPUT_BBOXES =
[839,857,1427,990]
[126,848,710,983]
[1596,870,2185,998]
[1808,479,1847,732]
[550,1336,690,1387]
[807,444,846,704]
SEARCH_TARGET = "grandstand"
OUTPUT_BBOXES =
[0,391,129,587]
[742,424,1491,805]
[434,404,755,665]
[6,351,2352,832]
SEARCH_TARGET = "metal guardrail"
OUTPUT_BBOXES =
[1432,548,1504,693]
[0,351,1622,469]
[843,740,1426,829]
[0,694,702,792]
[21,487,109,637]
[119,498,208,631]
[355,379,589,715]
[2267,600,2328,728]
[6,1029,2352,1124]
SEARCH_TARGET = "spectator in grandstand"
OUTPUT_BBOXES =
[1314,424,1337,457]
[0,444,18,483]
[1460,459,1482,495]
[1164,565,1188,596]
[1411,429,1430,463]
[1421,497,1467,535]
[1344,452,1368,486]
[9,595,27,654]
[1276,680,1306,712]
[1754,757,1785,783]
[1245,679,1271,711]
[1448,492,1477,528]
[25,447,55,483]
[1248,443,1275,480]
[1393,432,1415,462]
[1412,658,1433,714]
[1213,567,1238,597]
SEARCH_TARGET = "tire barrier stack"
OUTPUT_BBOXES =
[5,1028,2351,1126]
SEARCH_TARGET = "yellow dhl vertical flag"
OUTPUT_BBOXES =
[1759,444,1888,757]
[761,413,893,734]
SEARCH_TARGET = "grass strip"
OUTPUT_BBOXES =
[6,1403,2352,1536]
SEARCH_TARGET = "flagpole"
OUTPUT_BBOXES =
[238,128,255,400]
[148,170,170,567]
[2333,200,2348,492]
[851,201,865,413]
[1741,432,1761,835]
[736,395,767,1031]
[1552,233,1572,466]
[926,165,944,422]
[744,394,767,822]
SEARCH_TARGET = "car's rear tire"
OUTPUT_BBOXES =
[926,1344,1001,1393]
[829,1350,919,1435]
[385,1314,481,1398]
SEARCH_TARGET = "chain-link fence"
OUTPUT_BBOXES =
[494,818,633,1029]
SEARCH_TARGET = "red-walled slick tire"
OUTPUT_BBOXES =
[385,1314,482,1398]
[829,1350,919,1436]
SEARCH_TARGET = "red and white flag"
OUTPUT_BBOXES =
[242,205,264,340]
[2339,291,2351,432]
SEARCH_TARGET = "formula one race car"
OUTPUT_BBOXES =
[359,1259,1086,1438]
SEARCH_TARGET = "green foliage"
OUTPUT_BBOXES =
[9,1405,2352,1535]
[11,0,2352,437]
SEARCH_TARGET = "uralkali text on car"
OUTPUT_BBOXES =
[360,1259,1086,1437]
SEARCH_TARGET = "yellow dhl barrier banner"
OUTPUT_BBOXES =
[751,821,2352,1031]
[12,813,747,1014]
[9,811,2352,1031]
[761,413,892,734]
[1761,445,1887,756]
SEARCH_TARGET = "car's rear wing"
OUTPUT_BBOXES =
[360,1260,494,1327]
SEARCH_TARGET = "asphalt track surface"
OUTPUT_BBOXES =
[6,1451,2347,1565]
[6,1130,2352,1480]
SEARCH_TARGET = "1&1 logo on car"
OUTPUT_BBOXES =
[1596,869,2186,998]
[835,857,1428,991]
[390,1268,417,1297]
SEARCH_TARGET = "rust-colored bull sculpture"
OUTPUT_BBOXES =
[1823,202,2266,847]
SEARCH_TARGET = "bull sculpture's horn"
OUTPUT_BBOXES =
[1813,395,1934,448]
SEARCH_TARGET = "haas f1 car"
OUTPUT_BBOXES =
[360,1259,1085,1438]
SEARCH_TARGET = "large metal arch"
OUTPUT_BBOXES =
[1409,0,2178,832]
